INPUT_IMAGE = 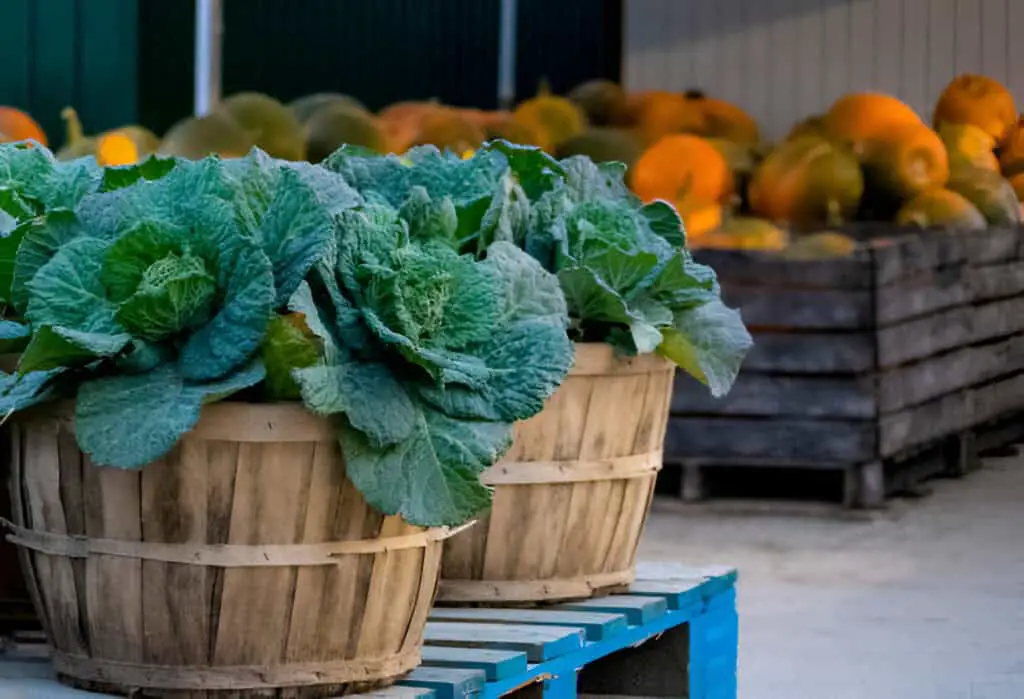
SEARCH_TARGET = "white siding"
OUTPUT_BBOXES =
[623,0,1024,141]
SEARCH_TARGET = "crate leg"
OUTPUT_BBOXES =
[858,462,885,508]
[943,430,979,478]
[681,463,705,502]
[842,465,860,508]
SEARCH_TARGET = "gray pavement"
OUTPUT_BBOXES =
[639,453,1024,699]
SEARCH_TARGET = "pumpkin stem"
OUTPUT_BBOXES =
[537,78,552,98]
[826,198,845,227]
[684,88,706,100]
[61,107,85,146]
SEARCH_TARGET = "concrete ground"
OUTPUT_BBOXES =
[638,453,1024,699]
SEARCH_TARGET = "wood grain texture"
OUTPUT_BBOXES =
[665,416,876,462]
[667,226,1024,490]
[9,403,445,698]
[672,373,876,419]
[438,344,673,604]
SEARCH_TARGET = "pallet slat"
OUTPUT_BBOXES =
[362,688,437,698]
[399,667,486,699]
[558,595,668,626]
[420,646,526,681]
[428,608,627,642]
[423,622,584,662]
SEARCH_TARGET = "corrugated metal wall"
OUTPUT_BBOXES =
[624,0,1024,140]
[140,0,620,137]
[0,0,139,147]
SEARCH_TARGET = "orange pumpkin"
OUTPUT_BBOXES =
[684,90,759,144]
[675,199,724,244]
[860,122,950,200]
[631,134,732,205]
[410,107,486,153]
[96,132,139,166]
[934,74,1017,144]
[1009,172,1024,203]
[0,106,47,145]
[513,84,587,153]
[378,101,443,153]
[695,217,788,251]
[748,135,864,227]
[998,117,1024,176]
[824,92,922,150]
[626,91,706,146]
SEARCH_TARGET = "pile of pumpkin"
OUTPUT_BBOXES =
[557,74,1024,256]
[510,74,1024,256]
[2,73,1022,260]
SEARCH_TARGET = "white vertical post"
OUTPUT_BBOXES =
[497,0,518,110]
[194,0,224,116]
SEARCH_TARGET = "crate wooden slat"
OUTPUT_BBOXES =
[668,225,1024,506]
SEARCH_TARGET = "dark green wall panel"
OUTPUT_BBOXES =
[0,1,33,109]
[0,0,622,143]
[515,0,622,100]
[32,0,79,144]
[138,0,621,137]
[0,0,139,147]
[139,0,505,135]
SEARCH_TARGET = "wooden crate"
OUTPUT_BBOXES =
[0,565,738,699]
[667,226,1024,506]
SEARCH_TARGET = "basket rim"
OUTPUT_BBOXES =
[570,342,673,377]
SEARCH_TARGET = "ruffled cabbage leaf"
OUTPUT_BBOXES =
[289,198,573,526]
[9,151,351,468]
[324,141,751,397]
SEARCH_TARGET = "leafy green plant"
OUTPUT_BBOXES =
[0,146,573,527]
[0,144,174,353]
[325,141,752,396]
[2,151,349,466]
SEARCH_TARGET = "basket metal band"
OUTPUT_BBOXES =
[482,451,663,485]
[2,518,471,567]
[437,568,635,603]
[51,647,420,690]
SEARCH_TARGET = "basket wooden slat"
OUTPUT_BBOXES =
[7,402,449,698]
[0,352,33,634]
[438,343,674,604]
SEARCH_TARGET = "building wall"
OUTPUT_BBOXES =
[624,0,1024,141]
[139,0,622,137]
[0,0,138,147]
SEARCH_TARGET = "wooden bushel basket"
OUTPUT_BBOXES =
[438,343,674,603]
[0,353,34,633]
[5,402,453,698]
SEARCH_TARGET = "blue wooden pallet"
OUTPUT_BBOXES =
[0,565,737,699]
[394,564,738,699]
